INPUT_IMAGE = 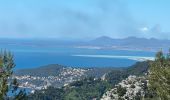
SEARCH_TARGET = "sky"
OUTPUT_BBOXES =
[0,0,169,40]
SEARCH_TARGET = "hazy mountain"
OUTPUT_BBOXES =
[1,36,170,51]
[90,36,170,46]
[88,36,170,51]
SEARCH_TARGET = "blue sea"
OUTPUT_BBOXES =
[0,44,155,69]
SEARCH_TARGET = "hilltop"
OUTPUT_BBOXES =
[24,61,149,100]
[13,61,148,91]
[13,64,119,89]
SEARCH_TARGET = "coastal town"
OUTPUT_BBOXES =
[11,67,89,92]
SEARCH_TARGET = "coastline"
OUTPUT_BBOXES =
[72,54,154,61]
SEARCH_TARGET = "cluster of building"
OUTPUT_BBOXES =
[11,67,89,92]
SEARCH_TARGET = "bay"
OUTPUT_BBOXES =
[0,44,155,69]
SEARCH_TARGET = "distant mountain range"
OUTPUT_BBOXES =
[90,36,170,46]
[84,36,170,52]
[0,36,170,52]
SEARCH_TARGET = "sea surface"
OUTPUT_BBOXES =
[0,44,155,69]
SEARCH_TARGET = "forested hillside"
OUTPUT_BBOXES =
[26,61,149,100]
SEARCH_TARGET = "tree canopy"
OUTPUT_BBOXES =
[0,50,26,100]
[148,50,170,100]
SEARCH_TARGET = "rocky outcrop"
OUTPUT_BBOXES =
[101,75,147,100]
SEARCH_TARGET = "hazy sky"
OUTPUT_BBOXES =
[0,0,169,39]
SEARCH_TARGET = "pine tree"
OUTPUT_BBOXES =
[0,50,26,100]
[148,50,170,100]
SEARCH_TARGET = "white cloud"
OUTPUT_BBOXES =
[140,27,149,32]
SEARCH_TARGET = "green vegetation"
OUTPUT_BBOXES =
[27,77,111,100]
[144,98,160,100]
[65,78,108,100]
[10,49,170,100]
[117,85,127,97]
[105,61,149,84]
[0,51,26,100]
[148,50,170,100]
[0,47,169,100]
[27,87,65,100]
[26,61,149,100]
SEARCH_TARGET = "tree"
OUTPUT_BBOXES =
[117,85,127,97]
[0,50,26,100]
[148,50,170,100]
